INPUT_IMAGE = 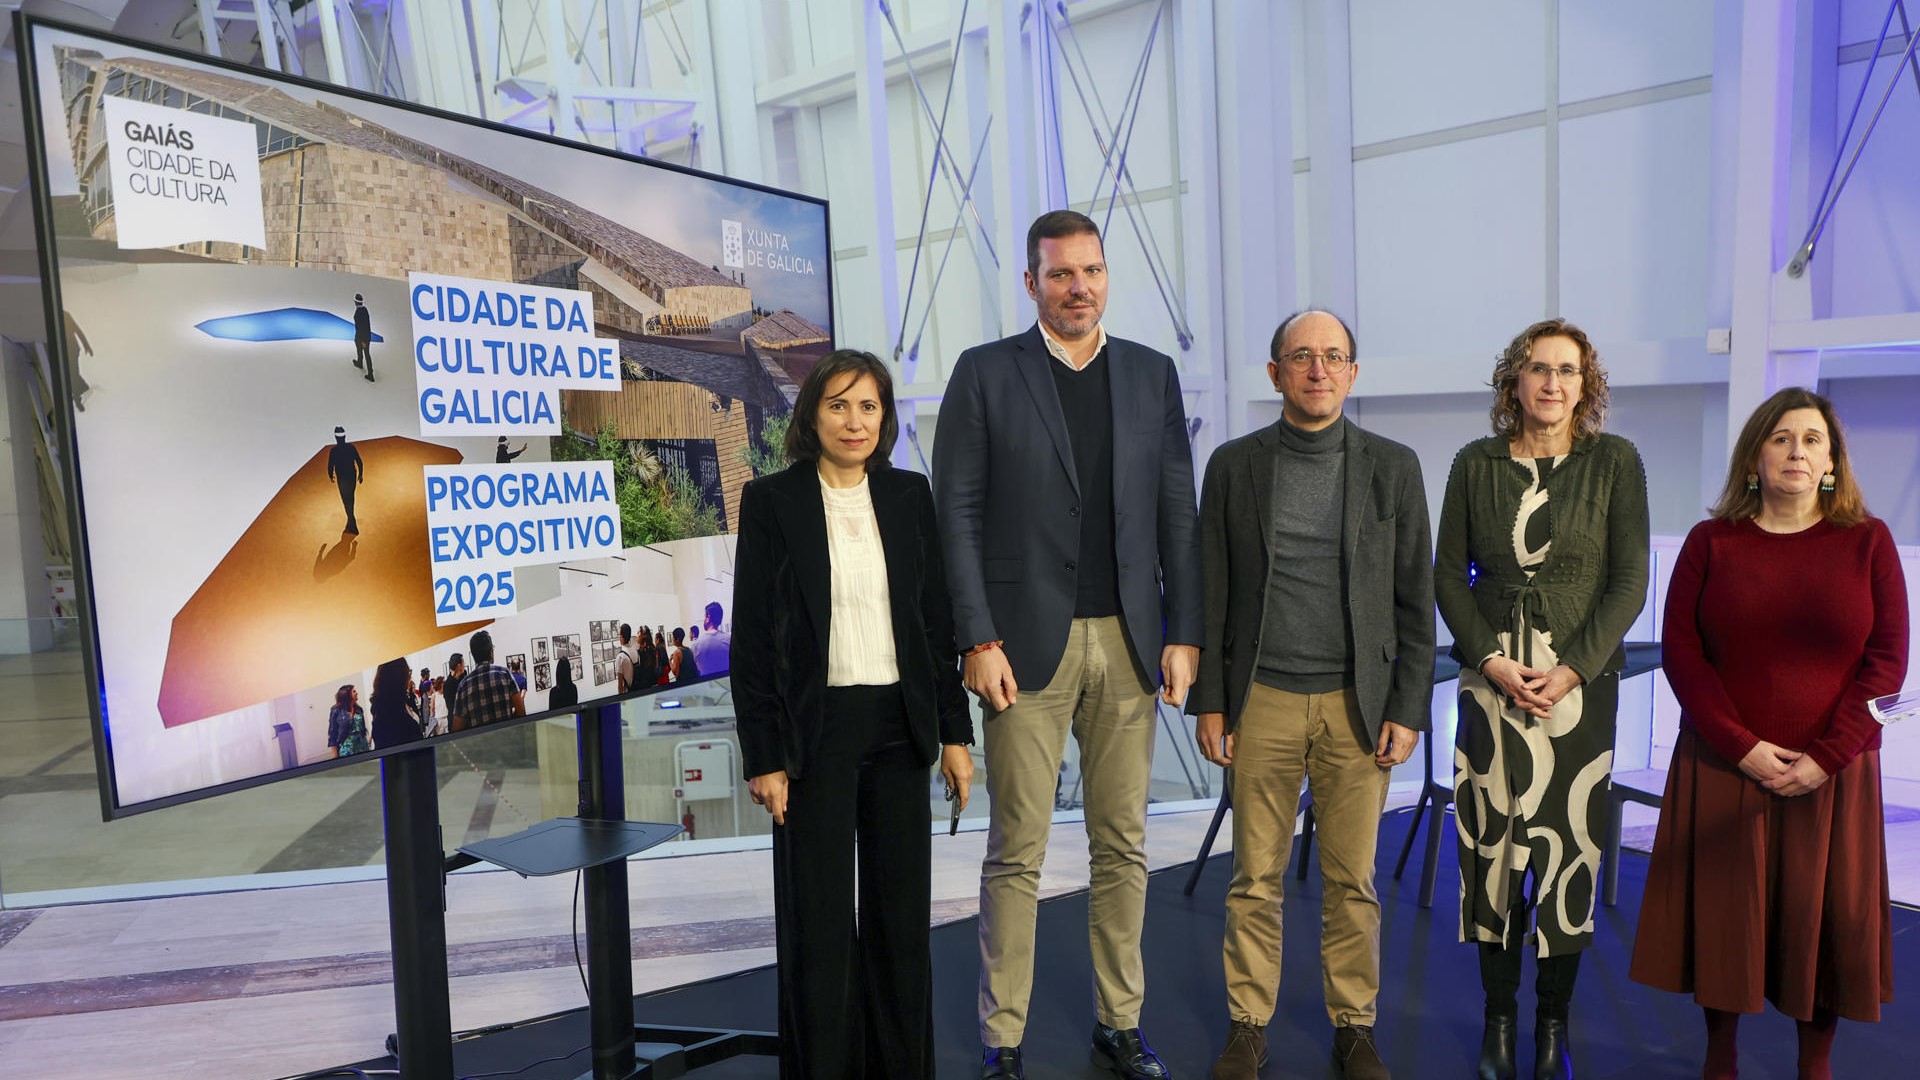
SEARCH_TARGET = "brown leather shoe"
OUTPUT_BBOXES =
[1333,1024,1391,1080]
[1210,1020,1267,1080]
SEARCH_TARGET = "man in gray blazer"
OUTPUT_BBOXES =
[1189,310,1434,1080]
[935,210,1202,1080]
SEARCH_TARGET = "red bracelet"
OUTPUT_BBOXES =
[963,640,1004,658]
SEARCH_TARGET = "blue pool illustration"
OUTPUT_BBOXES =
[195,308,384,343]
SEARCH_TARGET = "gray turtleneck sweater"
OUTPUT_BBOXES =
[1253,415,1354,694]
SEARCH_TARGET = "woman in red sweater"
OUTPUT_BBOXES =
[1630,388,1908,1080]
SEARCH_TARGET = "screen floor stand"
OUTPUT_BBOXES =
[571,705,775,1080]
[382,745,456,1080]
[627,1028,783,1077]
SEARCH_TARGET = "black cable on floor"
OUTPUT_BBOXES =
[572,868,590,1001]
[459,1044,587,1080]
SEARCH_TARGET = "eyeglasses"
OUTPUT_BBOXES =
[1524,363,1582,381]
[1277,349,1352,373]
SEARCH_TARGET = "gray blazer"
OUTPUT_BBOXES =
[932,325,1203,688]
[1187,419,1436,742]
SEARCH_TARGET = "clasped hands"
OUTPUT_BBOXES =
[1737,739,1830,797]
[1479,656,1583,719]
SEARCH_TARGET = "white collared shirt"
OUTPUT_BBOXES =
[1037,320,1109,371]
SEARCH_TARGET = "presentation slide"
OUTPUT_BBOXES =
[20,21,832,817]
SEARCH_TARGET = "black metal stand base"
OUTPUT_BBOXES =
[570,1025,778,1080]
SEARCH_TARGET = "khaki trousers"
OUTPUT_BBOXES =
[977,616,1156,1046]
[1224,682,1390,1027]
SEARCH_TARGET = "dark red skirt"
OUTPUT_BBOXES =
[1629,728,1893,1021]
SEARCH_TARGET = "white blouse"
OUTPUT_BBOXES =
[821,473,900,687]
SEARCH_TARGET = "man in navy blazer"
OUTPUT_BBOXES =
[934,210,1202,1080]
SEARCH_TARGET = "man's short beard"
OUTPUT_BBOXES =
[1044,306,1101,336]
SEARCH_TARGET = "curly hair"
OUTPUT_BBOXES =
[1488,318,1609,440]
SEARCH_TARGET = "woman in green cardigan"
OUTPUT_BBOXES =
[1435,319,1650,1080]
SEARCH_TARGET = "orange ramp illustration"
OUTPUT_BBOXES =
[158,435,488,727]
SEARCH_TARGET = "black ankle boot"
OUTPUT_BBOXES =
[1534,1017,1572,1080]
[1477,1013,1517,1080]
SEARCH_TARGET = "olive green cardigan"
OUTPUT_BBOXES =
[1433,432,1651,683]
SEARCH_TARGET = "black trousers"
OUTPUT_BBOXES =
[771,683,933,1079]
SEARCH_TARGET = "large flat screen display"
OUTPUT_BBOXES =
[18,18,832,818]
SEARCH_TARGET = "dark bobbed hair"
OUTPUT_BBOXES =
[1488,318,1610,440]
[555,657,574,689]
[1711,387,1868,527]
[1026,209,1102,275]
[784,349,898,470]
[619,622,631,642]
[1270,309,1357,362]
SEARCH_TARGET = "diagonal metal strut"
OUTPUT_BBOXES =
[1049,0,1192,348]
[876,1,1001,270]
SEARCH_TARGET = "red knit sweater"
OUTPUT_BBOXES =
[1662,516,1909,776]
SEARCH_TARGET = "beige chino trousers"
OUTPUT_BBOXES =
[1224,682,1390,1027]
[977,616,1157,1046]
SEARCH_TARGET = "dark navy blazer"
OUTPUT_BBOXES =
[932,325,1203,689]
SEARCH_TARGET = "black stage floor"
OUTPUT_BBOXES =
[372,807,1915,1079]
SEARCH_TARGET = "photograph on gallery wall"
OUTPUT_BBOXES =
[17,18,827,817]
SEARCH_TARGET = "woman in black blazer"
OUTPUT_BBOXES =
[733,348,974,1079]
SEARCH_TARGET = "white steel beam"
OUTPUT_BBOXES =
[251,0,283,71]
[1770,312,1920,353]
[316,0,349,85]
[1303,0,1356,320]
[1727,0,1814,449]
[338,0,374,92]
[197,1,224,58]
[960,20,1002,334]
[987,0,1034,336]
[854,0,902,371]
[712,0,768,180]
[1205,0,1292,439]
[1172,0,1226,458]
[547,0,579,140]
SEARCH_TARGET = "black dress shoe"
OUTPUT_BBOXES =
[1535,1017,1573,1080]
[981,1045,1025,1080]
[1092,1022,1172,1079]
[1477,1014,1517,1080]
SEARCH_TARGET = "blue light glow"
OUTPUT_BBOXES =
[195,308,386,343]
